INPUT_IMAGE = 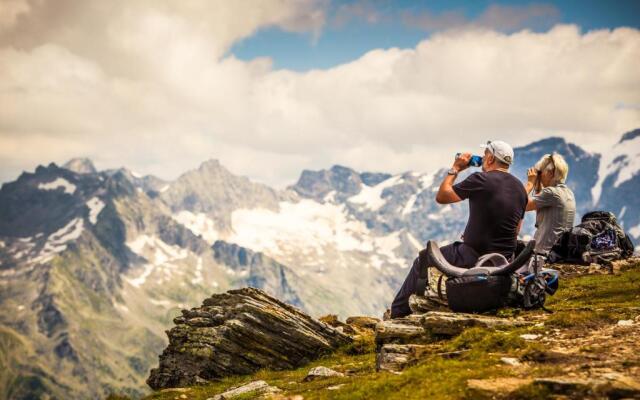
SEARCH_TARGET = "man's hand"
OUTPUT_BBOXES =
[453,153,471,172]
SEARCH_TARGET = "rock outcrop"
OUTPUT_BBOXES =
[147,288,352,390]
[375,309,529,372]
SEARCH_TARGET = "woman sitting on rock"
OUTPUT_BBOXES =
[524,153,576,254]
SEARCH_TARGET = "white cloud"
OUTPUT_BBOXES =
[0,1,638,188]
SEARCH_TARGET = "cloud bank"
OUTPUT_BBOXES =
[0,0,639,187]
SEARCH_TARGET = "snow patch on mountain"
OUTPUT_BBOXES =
[229,200,372,257]
[348,175,403,211]
[31,218,84,264]
[629,224,640,239]
[592,133,640,204]
[172,211,219,244]
[86,197,105,224]
[38,177,76,194]
[407,232,423,250]
[402,194,418,216]
[124,235,189,287]
[419,172,435,189]
[191,257,204,285]
[372,232,405,267]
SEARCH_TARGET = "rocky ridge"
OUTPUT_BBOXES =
[147,288,352,390]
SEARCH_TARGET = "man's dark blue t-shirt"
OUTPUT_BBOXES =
[452,171,527,258]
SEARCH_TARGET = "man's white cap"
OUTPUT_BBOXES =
[480,140,514,165]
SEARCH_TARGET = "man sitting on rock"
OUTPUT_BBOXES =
[390,141,527,318]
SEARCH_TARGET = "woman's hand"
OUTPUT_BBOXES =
[527,167,538,183]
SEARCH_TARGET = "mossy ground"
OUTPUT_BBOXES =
[113,262,640,400]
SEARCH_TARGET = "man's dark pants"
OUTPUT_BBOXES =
[390,241,479,319]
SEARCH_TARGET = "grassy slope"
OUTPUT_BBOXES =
[126,262,640,400]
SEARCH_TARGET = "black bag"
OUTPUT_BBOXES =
[443,252,558,313]
[446,275,512,313]
[548,210,635,265]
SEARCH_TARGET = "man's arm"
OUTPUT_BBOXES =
[435,153,470,204]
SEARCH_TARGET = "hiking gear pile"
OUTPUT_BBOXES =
[419,240,560,313]
[547,211,635,265]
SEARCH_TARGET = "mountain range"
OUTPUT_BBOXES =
[0,129,638,399]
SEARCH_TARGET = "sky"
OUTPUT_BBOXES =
[0,0,639,188]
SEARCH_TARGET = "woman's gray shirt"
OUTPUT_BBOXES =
[533,184,576,253]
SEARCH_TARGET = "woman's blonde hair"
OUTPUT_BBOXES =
[534,153,569,186]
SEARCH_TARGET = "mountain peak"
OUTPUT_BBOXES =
[198,159,222,170]
[63,158,97,174]
[619,128,640,144]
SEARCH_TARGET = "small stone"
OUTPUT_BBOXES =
[617,319,634,326]
[179,395,187,399]
[327,384,345,390]
[520,334,540,340]
[209,380,281,400]
[303,366,344,382]
[534,322,544,327]
[500,357,521,366]
[345,316,380,330]
[376,344,432,372]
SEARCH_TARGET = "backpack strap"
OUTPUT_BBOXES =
[474,253,509,268]
[416,248,430,296]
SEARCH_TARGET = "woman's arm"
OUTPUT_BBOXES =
[524,167,538,194]
[524,167,539,212]
[525,198,537,211]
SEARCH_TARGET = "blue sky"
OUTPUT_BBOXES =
[232,0,640,71]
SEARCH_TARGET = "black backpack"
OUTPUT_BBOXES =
[421,240,559,313]
[548,211,635,265]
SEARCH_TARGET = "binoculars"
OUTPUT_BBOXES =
[455,153,483,167]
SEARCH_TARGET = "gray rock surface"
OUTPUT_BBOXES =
[422,311,528,336]
[147,287,351,390]
[408,293,449,314]
[207,380,280,400]
[376,344,432,372]
[303,366,345,381]
[375,311,527,347]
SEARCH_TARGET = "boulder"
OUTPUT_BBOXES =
[375,314,432,346]
[147,288,351,390]
[302,366,345,381]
